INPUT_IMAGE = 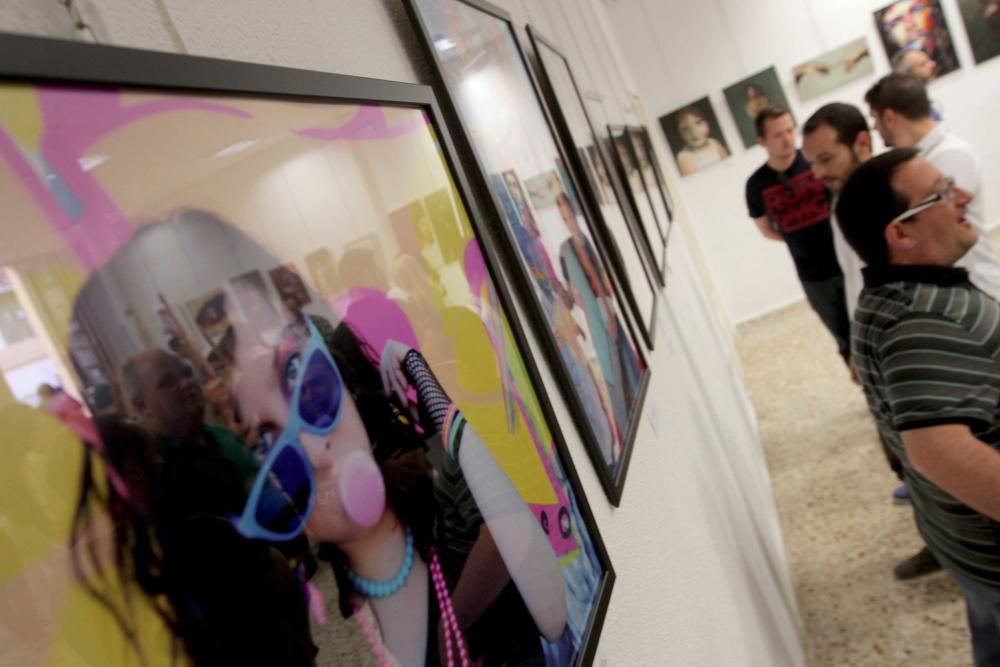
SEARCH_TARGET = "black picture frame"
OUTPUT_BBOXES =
[0,32,615,666]
[608,124,669,280]
[631,125,675,244]
[405,0,651,515]
[526,26,660,350]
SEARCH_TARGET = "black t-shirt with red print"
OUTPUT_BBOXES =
[746,150,841,282]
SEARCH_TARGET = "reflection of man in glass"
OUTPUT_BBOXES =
[120,346,317,665]
[556,193,639,447]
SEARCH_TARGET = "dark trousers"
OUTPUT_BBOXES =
[801,275,851,363]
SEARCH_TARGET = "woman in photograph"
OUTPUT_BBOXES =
[555,193,639,449]
[673,106,729,176]
[69,209,568,666]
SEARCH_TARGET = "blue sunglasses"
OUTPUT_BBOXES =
[232,317,344,541]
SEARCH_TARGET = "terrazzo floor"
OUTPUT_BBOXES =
[736,301,970,667]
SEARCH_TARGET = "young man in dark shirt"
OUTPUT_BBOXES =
[746,105,850,363]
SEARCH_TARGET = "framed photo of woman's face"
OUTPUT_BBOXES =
[0,33,614,667]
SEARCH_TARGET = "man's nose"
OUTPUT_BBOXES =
[955,186,973,205]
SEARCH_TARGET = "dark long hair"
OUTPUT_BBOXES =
[69,416,181,665]
[312,315,438,619]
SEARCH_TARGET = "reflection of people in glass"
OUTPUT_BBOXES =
[72,342,318,665]
[555,194,639,449]
[673,106,729,176]
[71,210,568,666]
[614,138,643,193]
[587,146,614,203]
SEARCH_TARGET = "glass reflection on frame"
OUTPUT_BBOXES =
[0,36,611,667]
[409,0,650,513]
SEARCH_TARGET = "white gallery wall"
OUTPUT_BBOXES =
[0,1,804,664]
[605,0,1000,325]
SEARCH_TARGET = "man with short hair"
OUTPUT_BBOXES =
[746,105,850,362]
[123,348,257,478]
[865,73,1000,296]
[837,149,1000,665]
[801,103,872,318]
[803,103,943,580]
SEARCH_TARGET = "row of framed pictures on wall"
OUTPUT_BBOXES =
[0,0,680,665]
[658,0,1000,177]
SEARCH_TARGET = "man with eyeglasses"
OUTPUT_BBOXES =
[865,73,1000,298]
[746,105,850,364]
[837,149,1000,666]
[803,102,946,581]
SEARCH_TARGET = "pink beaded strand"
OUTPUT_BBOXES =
[351,551,470,667]
[352,598,394,667]
[430,556,454,666]
[430,548,470,667]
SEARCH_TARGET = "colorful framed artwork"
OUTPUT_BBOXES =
[658,96,731,176]
[723,66,794,149]
[957,0,1000,65]
[792,37,874,101]
[527,25,661,348]
[0,33,613,667]
[874,0,960,77]
[407,0,651,517]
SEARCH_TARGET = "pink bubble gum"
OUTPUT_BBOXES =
[338,451,385,528]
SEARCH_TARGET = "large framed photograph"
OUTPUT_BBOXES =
[526,25,660,349]
[608,124,670,277]
[874,0,960,77]
[722,66,793,149]
[0,34,613,667]
[406,0,651,514]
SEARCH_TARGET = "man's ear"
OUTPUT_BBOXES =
[882,109,898,131]
[854,130,873,160]
[757,135,766,148]
[884,220,917,255]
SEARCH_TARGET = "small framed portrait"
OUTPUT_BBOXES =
[658,97,731,176]
[723,66,794,149]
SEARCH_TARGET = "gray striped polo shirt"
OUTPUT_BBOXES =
[854,264,1000,587]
